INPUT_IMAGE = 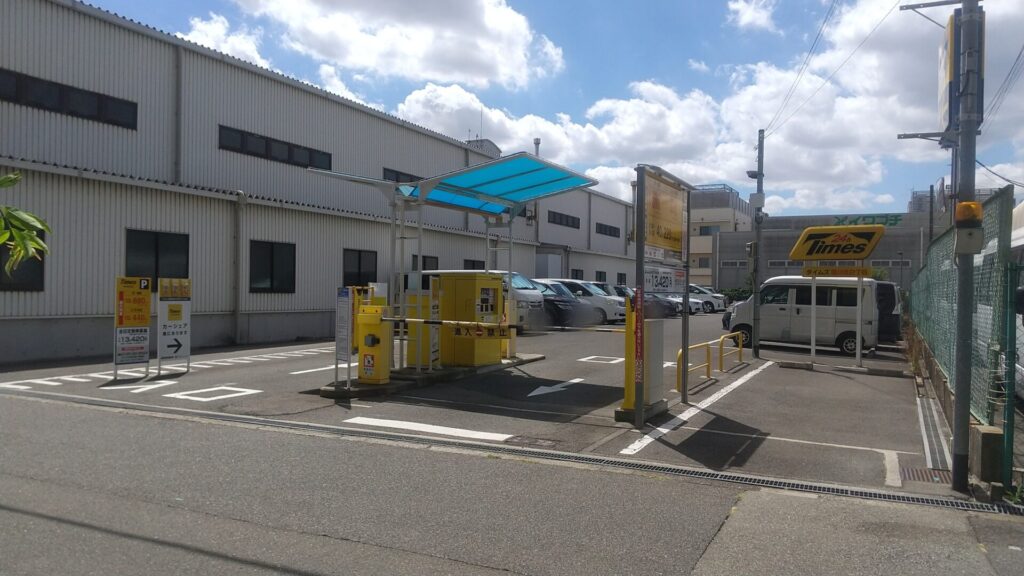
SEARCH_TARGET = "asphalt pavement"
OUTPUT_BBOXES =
[2,393,1021,575]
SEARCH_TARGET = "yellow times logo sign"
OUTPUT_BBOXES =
[789,225,885,261]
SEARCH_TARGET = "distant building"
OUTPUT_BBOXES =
[689,184,752,287]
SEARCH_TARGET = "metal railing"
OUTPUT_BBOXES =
[678,342,712,392]
[718,332,744,372]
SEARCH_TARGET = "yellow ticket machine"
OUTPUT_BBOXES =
[439,272,504,367]
[356,304,392,384]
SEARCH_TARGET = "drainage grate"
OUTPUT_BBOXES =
[9,389,1024,517]
[901,467,953,484]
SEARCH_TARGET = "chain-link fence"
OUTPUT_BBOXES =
[909,186,1013,424]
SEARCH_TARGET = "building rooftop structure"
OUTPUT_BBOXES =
[691,183,753,218]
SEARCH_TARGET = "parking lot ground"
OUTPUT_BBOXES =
[1,313,937,494]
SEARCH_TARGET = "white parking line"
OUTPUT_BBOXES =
[290,363,354,375]
[164,386,261,402]
[578,355,625,364]
[58,376,92,383]
[24,379,63,386]
[620,361,775,455]
[0,383,32,390]
[343,417,513,441]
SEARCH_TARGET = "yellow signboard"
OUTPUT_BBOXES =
[789,225,885,261]
[802,266,872,278]
[158,278,192,300]
[116,276,152,328]
[643,170,687,255]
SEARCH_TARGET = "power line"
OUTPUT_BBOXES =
[766,0,900,139]
[765,0,840,133]
[984,39,1024,124]
[976,159,1024,188]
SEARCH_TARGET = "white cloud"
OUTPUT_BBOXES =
[688,59,710,73]
[727,0,781,34]
[232,0,564,89]
[176,13,270,68]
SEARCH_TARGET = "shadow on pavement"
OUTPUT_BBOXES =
[654,409,768,471]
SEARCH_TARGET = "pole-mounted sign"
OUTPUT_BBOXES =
[157,278,192,374]
[114,276,152,377]
[789,224,884,366]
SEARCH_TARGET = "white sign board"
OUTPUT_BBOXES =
[116,327,150,365]
[157,278,192,360]
[644,265,686,294]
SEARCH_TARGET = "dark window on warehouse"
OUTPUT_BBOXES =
[0,234,45,292]
[218,125,331,170]
[383,168,422,183]
[463,259,486,270]
[699,225,720,236]
[570,268,584,280]
[596,222,620,238]
[249,241,295,293]
[548,210,580,229]
[0,67,137,129]
[343,249,377,287]
[617,272,627,286]
[411,255,438,271]
[125,230,189,291]
[595,271,607,282]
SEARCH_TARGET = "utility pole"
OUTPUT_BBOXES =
[748,129,766,358]
[951,0,982,493]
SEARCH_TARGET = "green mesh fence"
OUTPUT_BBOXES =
[910,186,1013,425]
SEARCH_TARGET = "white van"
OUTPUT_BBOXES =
[418,270,545,331]
[724,276,878,354]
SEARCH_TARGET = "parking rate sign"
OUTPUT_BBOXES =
[115,276,152,365]
[158,278,192,360]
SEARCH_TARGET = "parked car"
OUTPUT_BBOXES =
[538,278,626,324]
[610,285,680,318]
[723,276,879,355]
[688,284,728,313]
[662,293,703,315]
[532,279,595,327]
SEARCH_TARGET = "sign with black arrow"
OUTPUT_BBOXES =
[157,278,192,362]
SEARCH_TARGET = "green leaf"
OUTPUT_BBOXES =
[0,172,21,188]
[0,230,9,244]
[6,208,46,232]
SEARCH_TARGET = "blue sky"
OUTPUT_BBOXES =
[89,0,1024,215]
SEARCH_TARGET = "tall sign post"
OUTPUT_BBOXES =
[789,225,884,366]
[114,276,152,378]
[157,278,192,375]
[335,286,353,389]
[629,164,691,428]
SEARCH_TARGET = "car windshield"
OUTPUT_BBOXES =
[546,282,575,298]
[617,286,634,297]
[582,282,609,296]
[510,273,537,290]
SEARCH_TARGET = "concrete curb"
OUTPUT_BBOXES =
[776,360,910,378]
[319,353,545,399]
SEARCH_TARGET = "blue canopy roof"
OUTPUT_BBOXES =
[400,152,597,215]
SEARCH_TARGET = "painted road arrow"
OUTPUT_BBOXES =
[527,378,584,397]
[167,338,183,354]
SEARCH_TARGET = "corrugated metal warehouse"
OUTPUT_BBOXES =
[0,0,638,364]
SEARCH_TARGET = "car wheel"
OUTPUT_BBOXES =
[836,332,859,355]
[732,325,752,348]
[596,308,608,325]
[703,301,714,313]
[689,306,697,315]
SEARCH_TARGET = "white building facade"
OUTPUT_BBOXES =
[0,0,636,364]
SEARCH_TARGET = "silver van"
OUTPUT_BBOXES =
[724,276,878,354]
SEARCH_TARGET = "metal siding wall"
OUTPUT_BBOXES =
[537,190,590,246]
[0,0,176,180]
[590,196,628,255]
[567,252,634,284]
[180,53,474,219]
[0,167,233,318]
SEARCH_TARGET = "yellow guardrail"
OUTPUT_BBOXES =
[718,331,744,371]
[677,341,712,392]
